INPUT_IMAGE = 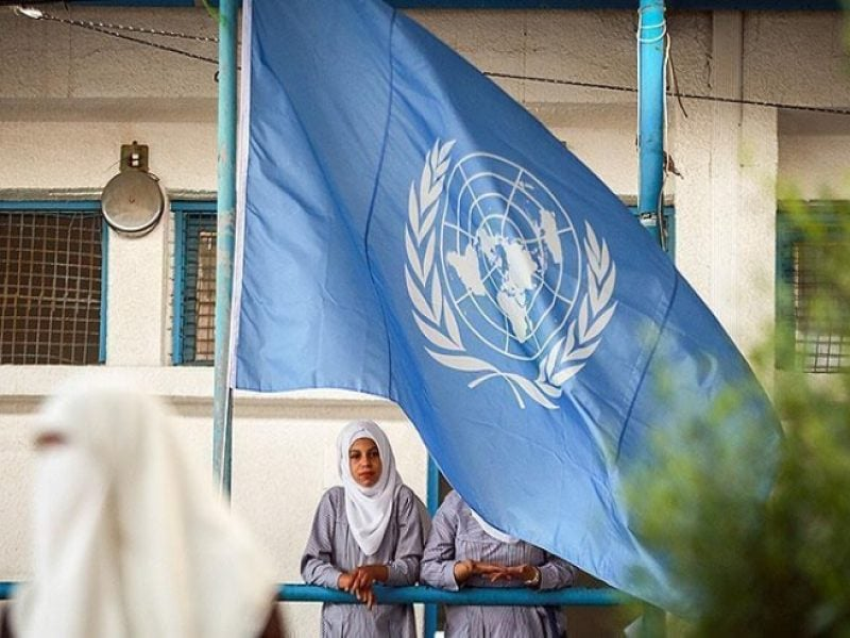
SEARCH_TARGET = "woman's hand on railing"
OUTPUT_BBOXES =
[454,561,542,587]
[484,564,541,587]
[452,559,477,584]
[338,565,389,610]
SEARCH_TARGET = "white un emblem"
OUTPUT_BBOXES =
[440,153,580,361]
[405,139,618,410]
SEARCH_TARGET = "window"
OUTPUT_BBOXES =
[777,202,850,373]
[172,201,217,365]
[0,202,106,365]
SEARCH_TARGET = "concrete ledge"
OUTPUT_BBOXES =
[0,366,400,410]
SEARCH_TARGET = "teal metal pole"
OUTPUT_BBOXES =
[424,458,441,637]
[638,2,668,634]
[0,582,627,607]
[277,584,628,606]
[213,0,238,494]
[638,0,667,251]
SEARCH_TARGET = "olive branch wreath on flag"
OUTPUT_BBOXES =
[404,139,619,410]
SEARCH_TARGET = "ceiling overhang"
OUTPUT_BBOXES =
[48,0,845,9]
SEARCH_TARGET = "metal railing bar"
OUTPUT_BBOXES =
[0,582,627,607]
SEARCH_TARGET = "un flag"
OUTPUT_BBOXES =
[233,0,780,612]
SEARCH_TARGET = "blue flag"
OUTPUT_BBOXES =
[233,0,780,611]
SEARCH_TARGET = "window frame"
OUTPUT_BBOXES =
[776,201,850,373]
[171,200,217,366]
[0,200,109,364]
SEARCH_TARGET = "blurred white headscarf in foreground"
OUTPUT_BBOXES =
[13,377,277,638]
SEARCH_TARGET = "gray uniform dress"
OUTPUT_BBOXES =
[301,485,426,637]
[421,491,577,638]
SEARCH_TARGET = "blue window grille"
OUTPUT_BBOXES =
[0,201,107,365]
[173,201,217,365]
[776,202,850,373]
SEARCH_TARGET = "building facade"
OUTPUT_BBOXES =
[1,4,848,635]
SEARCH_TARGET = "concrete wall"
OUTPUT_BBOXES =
[1,5,849,636]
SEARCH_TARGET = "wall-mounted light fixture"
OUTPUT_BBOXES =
[101,142,166,236]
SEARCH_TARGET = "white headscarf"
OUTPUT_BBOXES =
[337,420,403,557]
[469,506,520,545]
[14,376,278,638]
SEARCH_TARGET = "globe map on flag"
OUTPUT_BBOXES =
[440,154,581,360]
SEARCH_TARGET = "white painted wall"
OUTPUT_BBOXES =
[1,5,849,636]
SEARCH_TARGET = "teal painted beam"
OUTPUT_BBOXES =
[638,0,666,247]
[637,3,669,631]
[424,458,441,637]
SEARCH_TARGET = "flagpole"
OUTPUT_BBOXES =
[213,0,238,495]
[638,0,668,635]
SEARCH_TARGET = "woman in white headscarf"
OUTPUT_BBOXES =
[421,490,577,638]
[4,377,282,638]
[301,420,427,637]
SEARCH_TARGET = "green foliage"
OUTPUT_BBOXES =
[202,0,221,27]
[627,201,850,638]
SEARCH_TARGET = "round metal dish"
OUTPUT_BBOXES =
[101,170,166,235]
